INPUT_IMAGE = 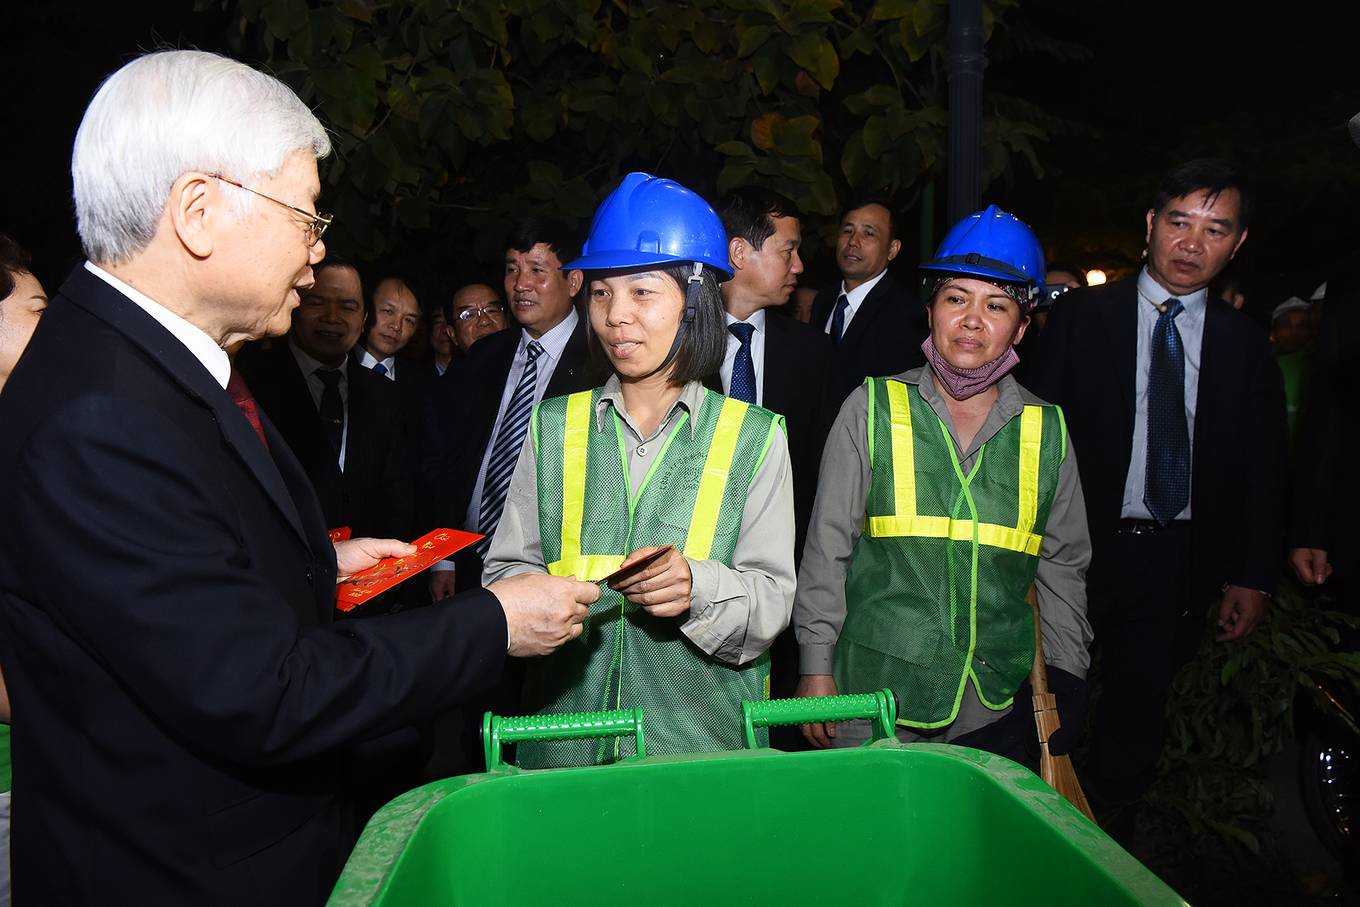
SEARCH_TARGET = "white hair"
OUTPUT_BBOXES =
[72,50,331,265]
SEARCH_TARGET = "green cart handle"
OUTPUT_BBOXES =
[741,690,897,749]
[481,708,646,770]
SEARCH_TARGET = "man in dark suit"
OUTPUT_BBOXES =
[810,197,928,400]
[354,273,437,466]
[240,257,414,542]
[0,50,595,905]
[711,188,837,742]
[712,187,836,564]
[1028,159,1286,835]
[425,219,601,599]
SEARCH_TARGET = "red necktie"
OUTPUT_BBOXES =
[226,369,269,450]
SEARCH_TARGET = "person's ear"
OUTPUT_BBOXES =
[1012,313,1030,347]
[1230,227,1249,259]
[169,172,215,259]
[566,269,584,297]
[728,237,747,272]
[887,238,902,262]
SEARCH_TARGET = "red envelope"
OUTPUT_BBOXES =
[328,526,353,542]
[335,528,483,612]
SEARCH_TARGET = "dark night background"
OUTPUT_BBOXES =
[4,1,1358,326]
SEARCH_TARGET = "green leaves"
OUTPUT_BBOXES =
[222,0,1058,273]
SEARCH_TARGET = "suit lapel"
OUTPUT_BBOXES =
[544,315,591,398]
[838,275,892,350]
[762,315,790,415]
[1113,280,1139,412]
[63,268,311,547]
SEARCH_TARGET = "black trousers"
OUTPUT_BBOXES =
[1083,522,1206,810]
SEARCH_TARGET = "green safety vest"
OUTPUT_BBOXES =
[835,377,1066,729]
[523,386,784,767]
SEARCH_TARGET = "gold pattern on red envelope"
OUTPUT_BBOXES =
[335,528,482,612]
[328,526,353,542]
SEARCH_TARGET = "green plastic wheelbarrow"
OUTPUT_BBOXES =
[329,692,1186,906]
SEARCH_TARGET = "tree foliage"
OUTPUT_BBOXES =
[205,0,1063,277]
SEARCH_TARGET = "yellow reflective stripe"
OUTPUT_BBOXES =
[686,397,749,561]
[558,392,593,566]
[865,516,1043,556]
[547,554,625,582]
[885,380,916,517]
[1017,405,1042,536]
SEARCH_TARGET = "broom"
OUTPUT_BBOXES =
[1027,585,1095,820]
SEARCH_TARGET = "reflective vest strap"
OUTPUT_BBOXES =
[885,380,917,518]
[1017,404,1042,536]
[558,391,594,566]
[547,554,625,582]
[686,397,750,562]
[865,516,1043,556]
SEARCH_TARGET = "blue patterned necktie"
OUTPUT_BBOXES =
[728,322,757,403]
[476,341,544,557]
[829,294,850,346]
[372,361,388,378]
[1144,298,1190,525]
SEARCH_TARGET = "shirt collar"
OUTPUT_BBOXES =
[901,363,1027,445]
[524,307,578,361]
[840,268,889,309]
[289,336,347,380]
[724,309,768,333]
[84,261,231,389]
[1137,266,1208,315]
[594,374,708,439]
[357,347,396,374]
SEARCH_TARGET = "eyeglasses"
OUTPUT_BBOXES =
[455,302,505,322]
[211,174,333,248]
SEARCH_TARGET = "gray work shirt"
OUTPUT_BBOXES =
[793,366,1093,739]
[483,376,796,667]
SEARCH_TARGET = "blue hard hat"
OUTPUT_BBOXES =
[920,205,1045,308]
[564,172,733,277]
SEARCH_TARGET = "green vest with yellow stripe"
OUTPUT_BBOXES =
[835,377,1066,729]
[523,386,784,767]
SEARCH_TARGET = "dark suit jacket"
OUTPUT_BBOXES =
[811,270,928,401]
[422,316,601,587]
[0,267,507,905]
[1291,267,1360,580]
[355,349,437,469]
[239,342,414,541]
[1027,277,1287,597]
[706,311,837,562]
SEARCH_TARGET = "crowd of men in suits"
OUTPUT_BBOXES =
[1,48,1356,904]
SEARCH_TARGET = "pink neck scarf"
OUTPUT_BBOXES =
[921,336,1020,401]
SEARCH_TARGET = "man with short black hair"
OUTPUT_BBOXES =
[1030,158,1286,837]
[425,219,600,598]
[444,282,508,355]
[810,196,927,399]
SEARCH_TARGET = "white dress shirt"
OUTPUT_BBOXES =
[84,262,230,388]
[463,308,579,536]
[719,309,768,406]
[1120,267,1206,520]
[821,267,888,338]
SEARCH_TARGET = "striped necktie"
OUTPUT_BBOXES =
[476,341,544,557]
[829,293,850,346]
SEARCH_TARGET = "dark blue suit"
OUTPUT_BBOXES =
[0,267,507,904]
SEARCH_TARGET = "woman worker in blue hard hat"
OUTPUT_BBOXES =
[792,205,1093,765]
[482,173,796,767]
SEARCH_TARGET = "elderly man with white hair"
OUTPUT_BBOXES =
[0,50,597,904]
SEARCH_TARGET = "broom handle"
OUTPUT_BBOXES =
[1027,584,1050,695]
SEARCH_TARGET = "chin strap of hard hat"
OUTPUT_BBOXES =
[638,261,703,382]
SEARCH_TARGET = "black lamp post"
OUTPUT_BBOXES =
[946,0,986,226]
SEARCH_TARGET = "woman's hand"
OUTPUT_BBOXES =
[611,545,693,617]
[334,537,417,582]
